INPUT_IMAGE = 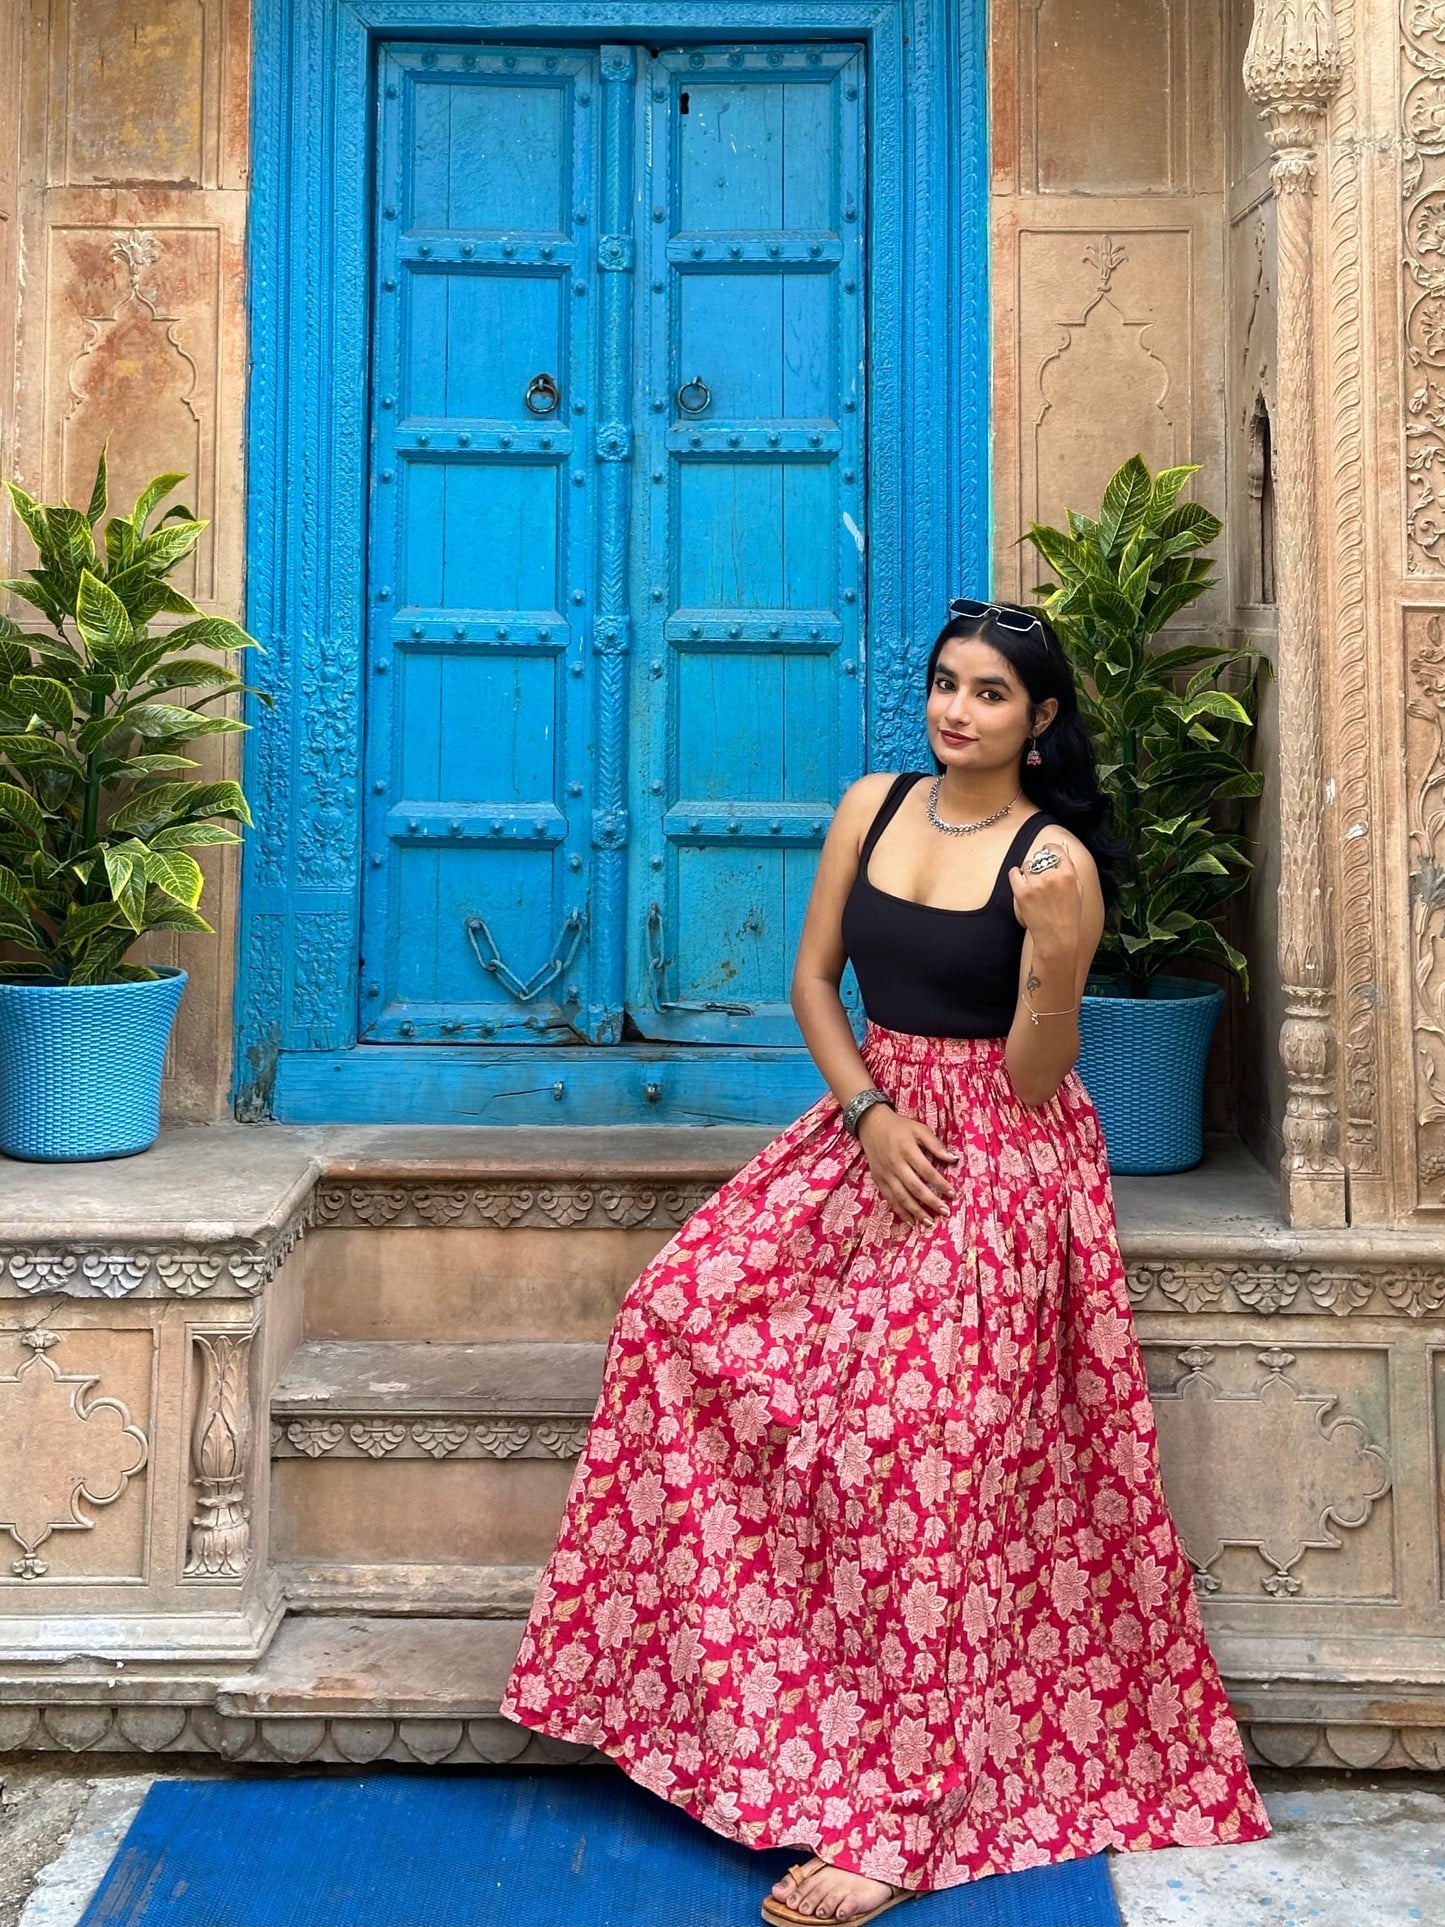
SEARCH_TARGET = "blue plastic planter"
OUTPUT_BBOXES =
[0,967,187,1162]
[1075,973,1225,1175]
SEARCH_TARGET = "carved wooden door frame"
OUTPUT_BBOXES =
[238,0,988,1126]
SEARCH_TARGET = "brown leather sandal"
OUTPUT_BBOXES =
[760,1862,916,1927]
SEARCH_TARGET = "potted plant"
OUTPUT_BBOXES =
[0,450,257,1160]
[1025,454,1267,1175]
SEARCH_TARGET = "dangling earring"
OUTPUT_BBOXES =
[1026,735,1043,768]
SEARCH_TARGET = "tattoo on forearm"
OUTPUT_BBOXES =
[1026,971,1041,994]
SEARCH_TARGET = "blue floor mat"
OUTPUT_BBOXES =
[79,1770,1122,1927]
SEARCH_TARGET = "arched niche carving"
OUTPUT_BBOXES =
[1034,236,1178,528]
[1246,392,1277,607]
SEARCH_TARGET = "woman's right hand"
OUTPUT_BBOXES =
[855,1104,959,1224]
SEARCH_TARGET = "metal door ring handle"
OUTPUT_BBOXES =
[676,376,711,415]
[525,373,560,415]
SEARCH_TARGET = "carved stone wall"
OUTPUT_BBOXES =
[1402,4,1445,1219]
[0,1216,309,1660]
[991,2,1227,599]
[0,5,1434,1201]
[1227,0,1288,1181]
[989,0,1240,1140]
[4,2,251,1120]
[991,1,1424,1227]
[6,1133,1445,1763]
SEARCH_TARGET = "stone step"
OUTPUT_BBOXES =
[299,1126,770,1347]
[269,1340,603,1573]
[272,1338,606,1428]
[205,1614,587,1767]
[218,1613,526,1720]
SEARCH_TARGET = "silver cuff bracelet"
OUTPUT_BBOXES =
[841,1086,893,1136]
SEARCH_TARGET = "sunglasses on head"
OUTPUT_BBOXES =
[947,597,1046,637]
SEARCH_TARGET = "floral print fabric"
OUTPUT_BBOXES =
[501,1023,1272,1890]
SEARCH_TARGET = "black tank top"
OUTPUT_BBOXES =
[840,773,1061,1038]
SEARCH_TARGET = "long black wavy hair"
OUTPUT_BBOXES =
[925,604,1135,914]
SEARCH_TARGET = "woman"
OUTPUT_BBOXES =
[501,601,1272,1923]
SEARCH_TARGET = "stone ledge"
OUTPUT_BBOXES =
[0,1123,762,1301]
[216,1614,519,1719]
[0,1126,325,1249]
[5,1604,1445,1771]
[0,1590,284,1666]
[4,1126,1444,1311]
[279,1561,543,1617]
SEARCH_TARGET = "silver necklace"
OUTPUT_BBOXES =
[926,777,1021,836]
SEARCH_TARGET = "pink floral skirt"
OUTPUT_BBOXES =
[500,1023,1272,1891]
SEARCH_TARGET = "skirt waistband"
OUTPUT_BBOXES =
[862,1020,1010,1063]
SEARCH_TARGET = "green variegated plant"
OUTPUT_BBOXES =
[0,450,259,983]
[1025,454,1269,997]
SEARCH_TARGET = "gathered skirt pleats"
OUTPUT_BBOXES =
[500,1022,1272,1891]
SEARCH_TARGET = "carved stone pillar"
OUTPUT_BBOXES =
[1244,2,1348,1227]
[185,1330,256,1578]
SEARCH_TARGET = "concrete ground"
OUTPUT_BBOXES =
[3,1760,1443,1926]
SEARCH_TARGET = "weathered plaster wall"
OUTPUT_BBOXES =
[5,1,251,1121]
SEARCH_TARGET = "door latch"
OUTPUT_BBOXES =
[645,901,753,1013]
[465,907,585,1002]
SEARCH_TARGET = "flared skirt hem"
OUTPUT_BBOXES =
[500,1701,1275,1895]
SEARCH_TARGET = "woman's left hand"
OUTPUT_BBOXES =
[1007,841,1083,952]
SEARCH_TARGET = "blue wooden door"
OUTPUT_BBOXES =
[362,39,864,1052]
[629,46,866,1043]
[362,45,612,1044]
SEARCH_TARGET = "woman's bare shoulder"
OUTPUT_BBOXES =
[1021,816,1100,890]
[841,771,905,810]
[831,771,908,844]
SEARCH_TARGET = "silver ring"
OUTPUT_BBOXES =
[1027,847,1061,874]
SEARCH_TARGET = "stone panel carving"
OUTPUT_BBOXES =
[1024,229,1186,534]
[0,1331,148,1581]
[1127,1256,1445,1315]
[38,0,249,194]
[0,1212,307,1301]
[55,1,206,186]
[1231,207,1278,608]
[1403,2,1445,572]
[272,1417,588,1462]
[1,1694,1442,1774]
[1323,0,1382,1181]
[47,222,219,601]
[1405,608,1445,1202]
[310,1181,715,1232]
[185,1331,255,1578]
[1150,1343,1391,1597]
[1427,1348,1445,1598]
